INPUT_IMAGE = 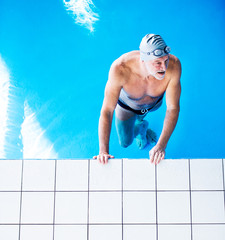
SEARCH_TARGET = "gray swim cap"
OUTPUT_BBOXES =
[139,34,171,61]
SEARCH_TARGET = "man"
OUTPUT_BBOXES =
[93,34,181,165]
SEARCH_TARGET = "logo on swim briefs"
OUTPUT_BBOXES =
[141,109,148,114]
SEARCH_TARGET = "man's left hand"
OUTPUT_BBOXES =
[149,144,165,165]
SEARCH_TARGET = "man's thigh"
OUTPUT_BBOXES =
[114,104,137,146]
[115,104,136,121]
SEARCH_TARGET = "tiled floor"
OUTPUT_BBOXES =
[0,159,224,240]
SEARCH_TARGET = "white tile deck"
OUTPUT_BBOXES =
[89,159,122,190]
[55,192,88,224]
[0,225,19,240]
[123,225,156,240]
[0,158,224,240]
[22,160,55,191]
[157,191,191,224]
[54,225,87,240]
[56,160,88,191]
[0,192,21,224]
[89,192,122,223]
[0,160,22,191]
[89,225,122,240]
[21,192,54,224]
[190,159,224,190]
[158,225,191,240]
[123,159,155,190]
[20,225,53,240]
[123,192,156,223]
[157,159,189,190]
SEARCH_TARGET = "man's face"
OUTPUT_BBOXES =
[144,55,169,80]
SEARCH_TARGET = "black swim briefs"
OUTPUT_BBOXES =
[117,94,164,115]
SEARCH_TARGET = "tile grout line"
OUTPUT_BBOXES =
[18,159,24,240]
[188,159,193,240]
[87,159,90,240]
[155,164,158,240]
[2,222,225,226]
[222,159,225,219]
[122,159,124,240]
[52,159,57,240]
[1,189,225,193]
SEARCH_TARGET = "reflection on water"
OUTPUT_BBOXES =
[0,56,57,159]
[21,100,58,159]
[0,56,23,159]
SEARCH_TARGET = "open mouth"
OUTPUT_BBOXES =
[157,71,165,76]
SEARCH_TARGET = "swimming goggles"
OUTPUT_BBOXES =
[146,46,171,57]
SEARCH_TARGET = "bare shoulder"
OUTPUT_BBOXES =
[109,57,126,77]
[102,54,135,112]
[169,55,181,74]
[111,51,137,70]
[109,51,137,84]
[165,55,181,109]
[168,54,182,84]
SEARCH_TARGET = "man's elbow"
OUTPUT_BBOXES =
[166,106,180,114]
[100,108,114,120]
[166,106,180,118]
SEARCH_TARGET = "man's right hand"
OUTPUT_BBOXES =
[93,152,114,164]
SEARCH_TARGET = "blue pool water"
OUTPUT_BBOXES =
[0,0,225,159]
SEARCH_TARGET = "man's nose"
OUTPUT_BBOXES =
[161,62,167,71]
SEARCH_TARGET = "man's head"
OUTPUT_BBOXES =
[139,34,170,61]
[139,34,170,80]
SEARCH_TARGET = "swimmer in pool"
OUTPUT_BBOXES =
[93,34,181,165]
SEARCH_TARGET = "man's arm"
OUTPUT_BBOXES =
[150,58,182,164]
[93,62,124,164]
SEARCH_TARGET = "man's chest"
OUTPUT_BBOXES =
[123,75,169,99]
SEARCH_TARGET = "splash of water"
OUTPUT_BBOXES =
[0,56,10,158]
[63,0,99,32]
[21,100,59,159]
[0,55,58,159]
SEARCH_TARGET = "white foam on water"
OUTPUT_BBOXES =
[63,0,99,32]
